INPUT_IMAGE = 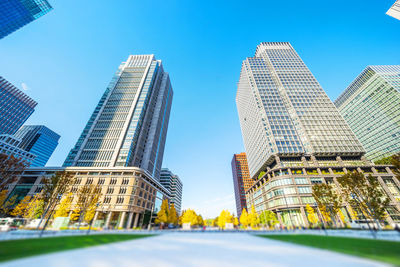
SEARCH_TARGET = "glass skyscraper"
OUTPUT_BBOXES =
[236,42,364,179]
[0,0,52,39]
[335,66,400,162]
[14,125,60,167]
[63,55,173,180]
[231,153,253,217]
[0,76,37,135]
[160,168,183,213]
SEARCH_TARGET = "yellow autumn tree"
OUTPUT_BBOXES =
[54,193,72,218]
[83,191,101,223]
[305,204,318,227]
[234,217,239,226]
[0,190,8,207]
[180,209,198,225]
[167,203,178,225]
[70,207,80,222]
[196,215,204,226]
[249,205,260,229]
[24,195,44,219]
[320,206,332,224]
[217,210,234,229]
[155,199,169,224]
[240,208,250,228]
[11,196,31,217]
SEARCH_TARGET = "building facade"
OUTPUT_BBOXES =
[387,0,400,20]
[334,66,400,162]
[0,0,52,39]
[6,167,170,229]
[0,134,36,165]
[236,42,400,227]
[14,125,60,167]
[231,153,253,216]
[63,55,173,181]
[0,77,37,135]
[160,168,183,214]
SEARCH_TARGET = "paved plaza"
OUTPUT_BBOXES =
[1,233,389,267]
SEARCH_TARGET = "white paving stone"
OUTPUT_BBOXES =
[1,233,390,267]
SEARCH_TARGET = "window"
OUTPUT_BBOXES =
[104,197,111,204]
[98,179,105,185]
[298,186,312,194]
[310,178,323,184]
[110,178,117,185]
[106,187,114,194]
[116,197,124,204]
[295,178,308,184]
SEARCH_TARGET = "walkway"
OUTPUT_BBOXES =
[1,233,389,267]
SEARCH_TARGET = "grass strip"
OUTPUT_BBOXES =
[0,233,153,262]
[259,234,400,266]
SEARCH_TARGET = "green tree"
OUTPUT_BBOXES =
[155,199,169,224]
[312,183,342,227]
[337,171,391,226]
[259,210,279,228]
[167,203,178,225]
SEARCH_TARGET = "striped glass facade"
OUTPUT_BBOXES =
[387,0,400,20]
[335,66,400,162]
[0,76,37,135]
[236,42,364,178]
[14,125,60,167]
[63,55,173,181]
[0,0,52,39]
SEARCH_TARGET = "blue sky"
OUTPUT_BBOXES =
[0,0,399,218]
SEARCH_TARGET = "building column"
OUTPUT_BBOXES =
[105,212,112,228]
[93,212,99,222]
[126,212,134,229]
[118,212,126,228]
[133,213,139,228]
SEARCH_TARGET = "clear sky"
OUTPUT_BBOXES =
[0,0,399,218]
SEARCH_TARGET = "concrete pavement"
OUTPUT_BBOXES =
[1,233,390,267]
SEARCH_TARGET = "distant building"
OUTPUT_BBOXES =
[160,168,183,213]
[63,55,173,181]
[0,0,52,39]
[14,125,60,167]
[0,134,36,166]
[0,77,37,135]
[387,0,400,20]
[231,153,253,217]
[335,66,400,162]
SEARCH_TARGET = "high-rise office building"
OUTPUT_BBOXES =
[160,168,183,213]
[387,0,400,20]
[231,153,253,217]
[0,134,36,165]
[236,43,400,227]
[0,0,52,39]
[335,66,400,162]
[14,125,60,167]
[0,76,37,135]
[63,55,173,181]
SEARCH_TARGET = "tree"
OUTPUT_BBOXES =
[337,171,391,226]
[305,204,318,227]
[390,153,400,180]
[196,215,204,226]
[0,190,8,210]
[54,193,72,218]
[74,184,102,224]
[70,207,80,222]
[180,209,198,225]
[239,208,250,228]
[259,210,279,228]
[24,194,44,219]
[217,210,234,229]
[249,205,259,229]
[0,194,17,216]
[0,153,27,190]
[155,199,169,224]
[312,183,342,227]
[10,195,31,217]
[234,217,239,227]
[167,203,178,225]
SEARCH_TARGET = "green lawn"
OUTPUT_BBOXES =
[0,234,153,262]
[259,234,400,266]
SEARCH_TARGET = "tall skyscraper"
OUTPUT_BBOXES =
[14,125,60,167]
[387,0,400,20]
[0,76,37,135]
[335,66,400,162]
[0,134,36,165]
[0,0,52,39]
[236,43,400,227]
[64,55,173,181]
[160,168,183,213]
[236,42,364,179]
[231,153,253,217]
